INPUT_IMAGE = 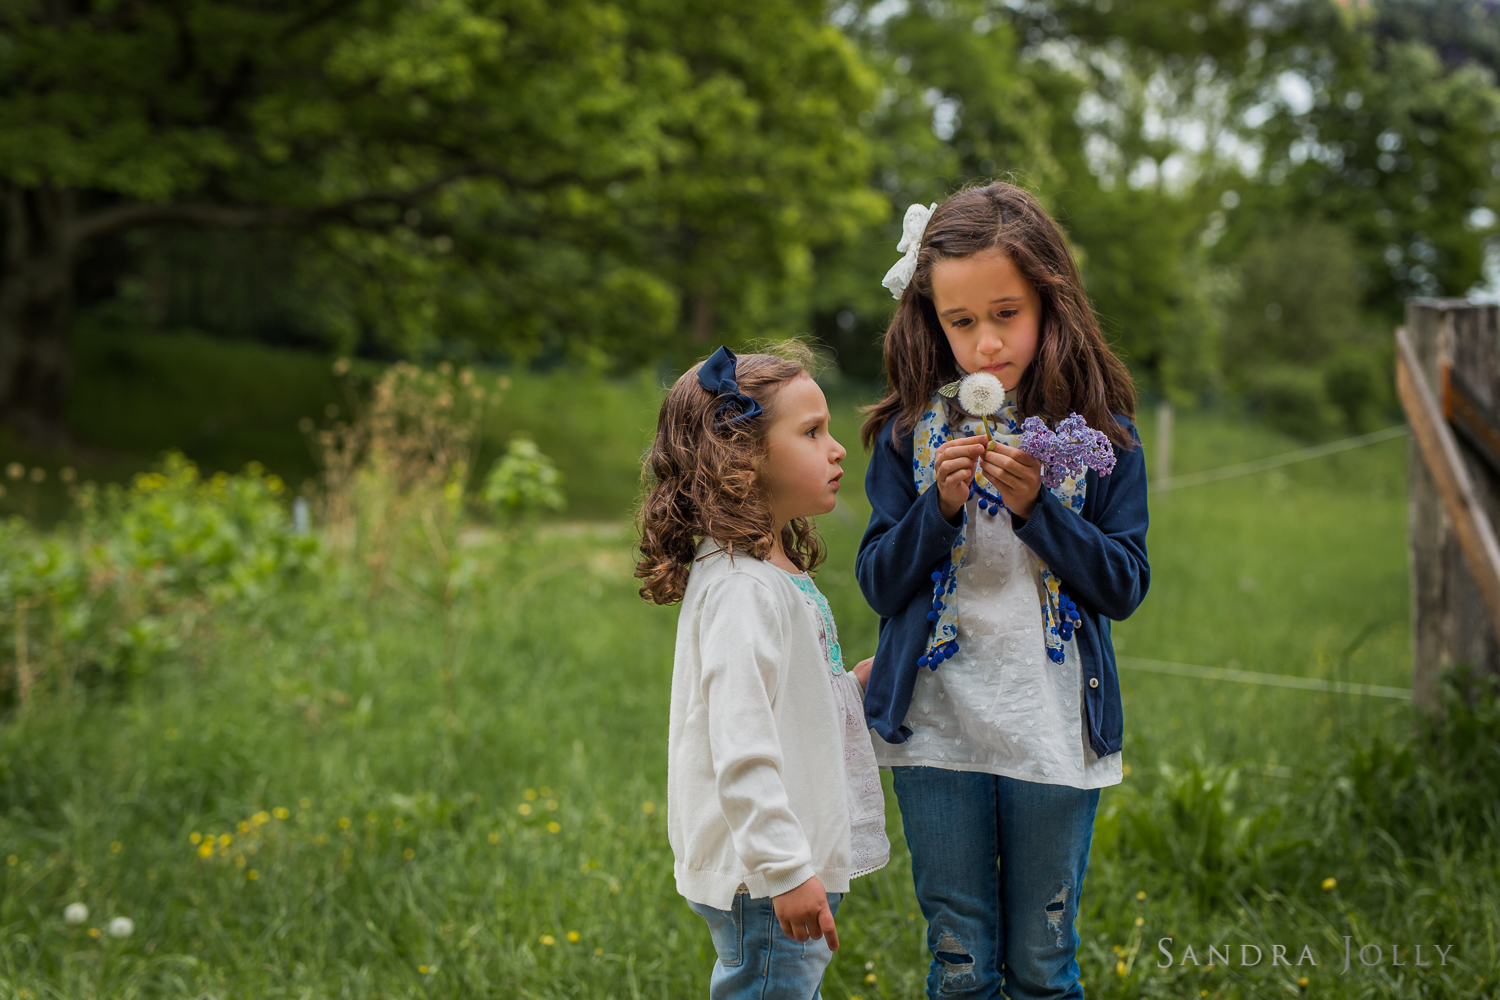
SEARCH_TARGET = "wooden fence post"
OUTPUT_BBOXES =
[1401,298,1500,711]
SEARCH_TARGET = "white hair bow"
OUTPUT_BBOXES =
[881,202,937,299]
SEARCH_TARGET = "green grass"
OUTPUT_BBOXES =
[3,338,1497,998]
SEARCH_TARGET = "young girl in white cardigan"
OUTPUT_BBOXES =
[637,346,888,1000]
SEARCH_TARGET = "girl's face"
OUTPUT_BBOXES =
[759,374,847,528]
[929,250,1042,391]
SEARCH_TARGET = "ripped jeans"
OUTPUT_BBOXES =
[891,767,1100,1000]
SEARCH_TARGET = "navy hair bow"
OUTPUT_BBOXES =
[698,346,764,428]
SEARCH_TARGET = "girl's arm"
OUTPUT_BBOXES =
[697,573,818,897]
[855,423,964,619]
[1011,420,1150,620]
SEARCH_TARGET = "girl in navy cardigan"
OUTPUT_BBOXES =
[851,183,1149,1000]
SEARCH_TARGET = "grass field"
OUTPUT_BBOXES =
[2,336,1497,999]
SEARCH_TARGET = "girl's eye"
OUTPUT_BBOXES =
[949,317,971,329]
[805,426,820,439]
[997,309,1019,320]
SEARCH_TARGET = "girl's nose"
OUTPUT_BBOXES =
[977,323,1005,355]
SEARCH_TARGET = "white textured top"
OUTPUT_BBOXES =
[786,573,891,881]
[873,496,1123,789]
[668,541,889,910]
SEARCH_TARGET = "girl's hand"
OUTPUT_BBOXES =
[934,435,988,522]
[980,442,1042,520]
[772,875,839,950]
[852,656,873,692]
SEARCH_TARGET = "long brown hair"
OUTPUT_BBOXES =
[636,350,826,606]
[861,182,1137,450]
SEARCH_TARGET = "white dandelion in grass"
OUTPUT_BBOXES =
[107,916,134,938]
[64,903,88,924]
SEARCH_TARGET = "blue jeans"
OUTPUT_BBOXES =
[892,767,1100,1000]
[687,890,844,1000]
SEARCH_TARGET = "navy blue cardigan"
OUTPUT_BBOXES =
[856,414,1150,756]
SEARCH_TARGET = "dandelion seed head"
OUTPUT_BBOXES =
[956,373,1006,417]
[64,903,89,925]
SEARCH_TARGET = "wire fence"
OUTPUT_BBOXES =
[1117,656,1411,700]
[1151,424,1410,493]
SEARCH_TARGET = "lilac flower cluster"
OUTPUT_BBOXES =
[1018,413,1117,490]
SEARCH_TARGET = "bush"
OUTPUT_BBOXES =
[1246,366,1340,439]
[0,454,317,706]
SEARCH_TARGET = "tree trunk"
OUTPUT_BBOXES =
[0,187,76,441]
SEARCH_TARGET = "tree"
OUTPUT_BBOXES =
[0,0,879,437]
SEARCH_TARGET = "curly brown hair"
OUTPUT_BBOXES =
[861,181,1137,451]
[636,350,827,606]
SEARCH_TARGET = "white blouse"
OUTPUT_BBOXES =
[871,496,1123,790]
[787,572,891,878]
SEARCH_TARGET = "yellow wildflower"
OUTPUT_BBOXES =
[252,812,269,826]
[247,870,259,881]
[487,832,500,844]
[189,832,202,845]
[6,855,16,866]
[273,807,289,820]
[1135,917,1144,926]
[198,843,212,858]
[88,928,100,939]
[1298,977,1309,989]
[539,786,553,797]
[338,818,351,829]
[523,789,538,801]
[518,804,533,816]
[641,802,655,814]
[545,799,558,811]
[594,947,603,956]
[1116,961,1126,977]
[237,822,249,833]
[547,822,561,834]
[109,842,122,853]
[865,973,877,984]
[539,934,555,946]
[1321,877,1337,891]
[567,931,580,943]
[1136,890,1146,900]
[299,798,311,809]
[366,812,378,824]
[218,834,232,847]
[404,849,415,860]
[418,965,429,974]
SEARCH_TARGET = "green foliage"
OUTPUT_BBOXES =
[0,0,881,364]
[481,439,565,517]
[0,453,315,697]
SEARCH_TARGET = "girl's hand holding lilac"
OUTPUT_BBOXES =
[979,443,1043,520]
